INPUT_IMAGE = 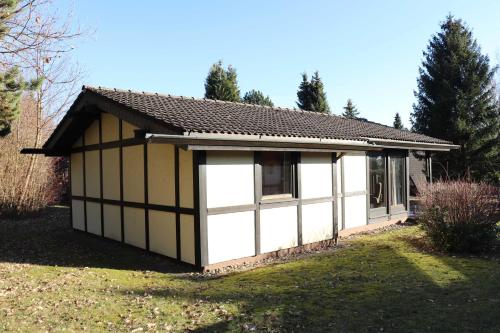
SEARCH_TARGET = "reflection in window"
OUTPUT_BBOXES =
[369,155,386,209]
[391,157,405,206]
[262,152,292,197]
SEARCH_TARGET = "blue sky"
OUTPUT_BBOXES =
[57,0,500,127]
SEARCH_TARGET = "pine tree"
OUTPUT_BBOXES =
[0,67,29,136]
[342,99,359,119]
[0,1,26,135]
[204,60,240,102]
[296,71,330,113]
[242,89,274,107]
[393,113,404,130]
[411,16,500,183]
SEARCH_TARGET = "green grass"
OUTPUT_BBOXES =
[1,207,499,332]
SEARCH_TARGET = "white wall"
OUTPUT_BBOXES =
[343,154,366,193]
[260,206,298,253]
[342,153,368,229]
[207,211,255,264]
[301,153,332,199]
[344,195,367,228]
[302,202,333,244]
[206,151,254,208]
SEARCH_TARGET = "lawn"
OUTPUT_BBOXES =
[0,207,499,332]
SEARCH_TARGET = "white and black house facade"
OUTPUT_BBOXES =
[24,86,458,270]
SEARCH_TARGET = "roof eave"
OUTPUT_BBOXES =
[363,137,459,151]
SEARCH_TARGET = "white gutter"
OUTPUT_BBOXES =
[144,132,457,151]
[362,137,459,150]
[145,132,375,148]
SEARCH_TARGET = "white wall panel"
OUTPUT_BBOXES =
[124,207,146,249]
[344,195,367,229]
[343,154,367,193]
[260,206,298,253]
[180,214,195,264]
[179,149,194,208]
[103,204,121,241]
[302,202,333,244]
[149,210,176,258]
[147,144,175,206]
[207,211,255,264]
[337,155,343,195]
[86,201,101,236]
[70,153,84,196]
[337,197,343,230]
[206,151,254,208]
[85,150,100,198]
[123,145,144,203]
[301,153,332,199]
[72,199,85,231]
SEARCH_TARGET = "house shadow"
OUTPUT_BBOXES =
[0,206,191,273]
[120,233,500,332]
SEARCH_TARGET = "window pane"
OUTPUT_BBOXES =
[369,155,386,209]
[262,152,292,196]
[391,157,405,206]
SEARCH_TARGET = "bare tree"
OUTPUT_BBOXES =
[0,0,87,211]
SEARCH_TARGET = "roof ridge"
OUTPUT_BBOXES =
[82,84,341,117]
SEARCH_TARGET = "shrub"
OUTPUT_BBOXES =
[418,181,500,253]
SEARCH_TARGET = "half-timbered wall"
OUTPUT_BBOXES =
[201,151,337,266]
[70,111,408,268]
[70,112,196,266]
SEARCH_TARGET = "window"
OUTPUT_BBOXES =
[390,156,406,206]
[262,152,293,198]
[369,154,386,209]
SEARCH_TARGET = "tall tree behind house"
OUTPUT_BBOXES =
[296,71,330,113]
[411,15,500,183]
[393,113,404,130]
[342,99,360,119]
[204,60,240,102]
[242,89,274,107]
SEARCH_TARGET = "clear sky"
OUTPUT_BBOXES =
[56,0,500,127]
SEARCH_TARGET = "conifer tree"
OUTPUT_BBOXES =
[393,113,404,130]
[342,99,359,119]
[411,15,499,183]
[204,60,240,102]
[0,67,30,136]
[296,71,330,113]
[242,89,274,107]
[0,1,33,136]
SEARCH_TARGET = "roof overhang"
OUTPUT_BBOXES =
[146,133,378,152]
[362,137,459,151]
[145,132,455,152]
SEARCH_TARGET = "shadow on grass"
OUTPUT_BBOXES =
[123,232,500,332]
[0,206,191,273]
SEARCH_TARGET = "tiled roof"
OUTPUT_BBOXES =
[84,86,451,144]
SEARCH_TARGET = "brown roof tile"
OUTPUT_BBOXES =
[84,86,451,144]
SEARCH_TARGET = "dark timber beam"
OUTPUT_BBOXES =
[254,152,262,256]
[144,143,150,251]
[195,151,208,268]
[175,147,181,261]
[332,153,338,242]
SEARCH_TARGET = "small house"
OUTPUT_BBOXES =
[24,86,457,270]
